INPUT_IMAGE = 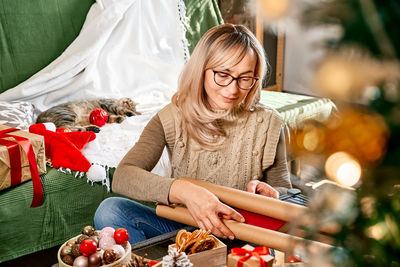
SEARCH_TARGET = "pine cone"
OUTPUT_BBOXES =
[162,247,193,267]
[175,252,193,267]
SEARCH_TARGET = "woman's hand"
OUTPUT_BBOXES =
[247,180,279,199]
[169,180,244,240]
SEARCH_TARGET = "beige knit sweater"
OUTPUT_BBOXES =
[113,103,292,205]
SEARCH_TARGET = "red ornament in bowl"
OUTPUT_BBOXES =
[79,239,98,257]
[114,228,129,244]
[89,108,108,127]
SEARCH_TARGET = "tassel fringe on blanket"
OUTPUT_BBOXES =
[53,163,111,192]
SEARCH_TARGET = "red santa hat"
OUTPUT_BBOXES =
[29,123,96,172]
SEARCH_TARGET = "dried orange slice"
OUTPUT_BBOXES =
[176,229,190,249]
[182,239,198,255]
[190,236,217,254]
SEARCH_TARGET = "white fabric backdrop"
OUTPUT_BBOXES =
[0,0,188,114]
[0,0,189,174]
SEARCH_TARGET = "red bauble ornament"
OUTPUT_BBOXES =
[79,239,98,257]
[89,108,108,127]
[56,127,71,133]
[114,228,129,244]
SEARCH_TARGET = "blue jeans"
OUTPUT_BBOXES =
[94,197,186,244]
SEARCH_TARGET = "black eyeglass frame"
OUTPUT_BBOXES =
[212,70,259,90]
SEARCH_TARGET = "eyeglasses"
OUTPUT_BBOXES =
[212,70,259,90]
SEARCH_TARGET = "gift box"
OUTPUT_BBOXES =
[0,125,46,206]
[153,235,226,267]
[227,244,274,267]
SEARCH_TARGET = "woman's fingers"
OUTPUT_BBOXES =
[202,217,226,239]
[208,214,231,239]
[197,221,206,232]
[193,204,243,240]
[246,180,259,193]
[218,204,244,223]
[189,203,228,238]
[247,180,279,198]
[256,182,279,198]
[216,204,246,239]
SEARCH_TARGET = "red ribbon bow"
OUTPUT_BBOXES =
[231,246,270,267]
[0,128,43,207]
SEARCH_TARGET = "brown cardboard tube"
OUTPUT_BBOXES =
[179,177,337,234]
[156,204,333,253]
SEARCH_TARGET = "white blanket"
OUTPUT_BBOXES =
[81,111,171,177]
[0,0,189,175]
[0,0,188,114]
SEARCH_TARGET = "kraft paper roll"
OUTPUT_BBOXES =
[179,177,338,234]
[156,204,333,253]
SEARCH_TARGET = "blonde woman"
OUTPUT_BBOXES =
[94,24,292,244]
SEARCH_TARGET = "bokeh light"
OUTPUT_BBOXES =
[258,0,289,19]
[313,49,400,102]
[291,121,327,156]
[325,152,362,187]
[302,128,320,152]
[314,58,354,99]
[367,223,388,240]
[325,108,389,165]
[291,107,389,163]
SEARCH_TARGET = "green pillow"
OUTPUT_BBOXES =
[184,0,223,54]
[0,0,95,93]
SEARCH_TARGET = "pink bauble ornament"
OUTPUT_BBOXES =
[110,244,125,259]
[89,109,108,127]
[99,227,115,239]
[99,236,116,251]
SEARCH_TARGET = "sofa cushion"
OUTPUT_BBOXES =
[0,0,95,93]
[0,101,36,131]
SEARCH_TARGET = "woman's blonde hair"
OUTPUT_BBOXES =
[172,23,267,150]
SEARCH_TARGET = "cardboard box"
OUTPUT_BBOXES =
[153,236,226,267]
[228,244,274,267]
[0,125,46,191]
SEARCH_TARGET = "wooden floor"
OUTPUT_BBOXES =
[1,246,59,267]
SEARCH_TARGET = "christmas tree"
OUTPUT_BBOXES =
[256,0,400,265]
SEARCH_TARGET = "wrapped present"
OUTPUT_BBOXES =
[0,125,46,207]
[227,244,274,267]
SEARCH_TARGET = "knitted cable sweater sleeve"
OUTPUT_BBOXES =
[262,128,292,195]
[112,114,175,204]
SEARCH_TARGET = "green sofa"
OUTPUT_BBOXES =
[0,0,222,262]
